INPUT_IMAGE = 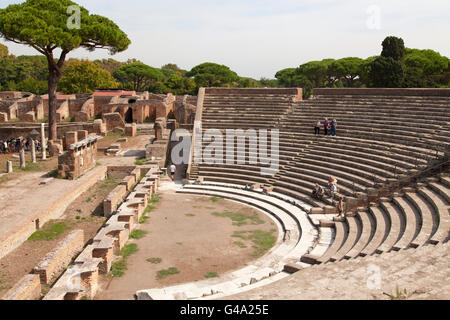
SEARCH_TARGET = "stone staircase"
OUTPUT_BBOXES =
[226,241,450,300]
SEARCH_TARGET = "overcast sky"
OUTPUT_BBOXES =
[1,0,449,79]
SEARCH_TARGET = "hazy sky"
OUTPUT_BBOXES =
[1,0,450,79]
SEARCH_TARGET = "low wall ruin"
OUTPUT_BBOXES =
[0,274,41,301]
[33,230,84,284]
[44,167,162,300]
[58,136,102,180]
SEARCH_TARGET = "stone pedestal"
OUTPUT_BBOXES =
[125,123,137,137]
[19,149,26,169]
[41,123,47,160]
[31,140,37,163]
[6,160,13,173]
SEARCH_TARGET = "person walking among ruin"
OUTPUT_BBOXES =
[323,118,329,136]
[314,120,321,136]
[330,119,337,137]
[169,163,176,181]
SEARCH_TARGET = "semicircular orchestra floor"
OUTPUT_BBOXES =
[95,190,279,300]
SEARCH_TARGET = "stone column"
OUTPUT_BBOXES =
[6,160,13,173]
[31,139,37,163]
[41,123,47,160]
[19,147,26,169]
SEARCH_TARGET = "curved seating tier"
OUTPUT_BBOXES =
[187,89,449,299]
[226,241,450,300]
[135,183,319,300]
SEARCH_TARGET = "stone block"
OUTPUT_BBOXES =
[77,130,88,141]
[125,123,137,137]
[65,131,78,149]
[283,263,302,274]
[309,207,324,215]
[323,205,338,214]
[320,219,336,227]
[48,140,63,157]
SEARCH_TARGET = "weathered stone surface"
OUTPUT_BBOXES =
[103,112,125,131]
[1,274,41,300]
[125,123,137,137]
[58,136,101,180]
[33,230,84,284]
[103,184,128,218]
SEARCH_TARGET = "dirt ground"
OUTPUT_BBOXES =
[95,189,278,300]
[0,176,122,298]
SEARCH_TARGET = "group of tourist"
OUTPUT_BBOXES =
[314,118,337,136]
[312,176,339,200]
[311,177,346,218]
[0,137,41,154]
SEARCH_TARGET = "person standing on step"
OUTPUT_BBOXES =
[169,163,176,181]
[330,119,337,137]
[314,120,321,136]
[323,118,329,136]
[336,196,345,218]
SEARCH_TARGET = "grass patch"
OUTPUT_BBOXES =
[111,259,127,277]
[47,170,66,179]
[231,230,276,258]
[157,267,180,280]
[120,243,139,258]
[99,177,121,189]
[135,158,149,166]
[204,272,219,279]
[28,222,70,241]
[140,199,158,224]
[139,214,150,224]
[110,244,139,277]
[176,242,183,246]
[130,229,148,239]
[185,213,196,217]
[209,196,221,203]
[143,205,156,215]
[211,211,264,226]
[149,194,160,204]
[146,257,162,264]
[233,241,247,248]
[107,131,124,137]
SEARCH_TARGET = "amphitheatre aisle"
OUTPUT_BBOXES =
[0,134,150,260]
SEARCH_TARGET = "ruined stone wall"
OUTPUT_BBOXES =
[44,168,160,300]
[58,136,101,180]
[0,274,41,300]
[102,112,125,131]
[103,184,128,218]
[33,230,84,284]
[94,96,114,115]
[0,122,99,140]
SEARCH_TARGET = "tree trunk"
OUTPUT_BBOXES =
[47,68,60,141]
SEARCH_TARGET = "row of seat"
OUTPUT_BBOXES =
[302,172,449,265]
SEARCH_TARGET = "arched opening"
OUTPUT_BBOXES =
[125,108,133,123]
